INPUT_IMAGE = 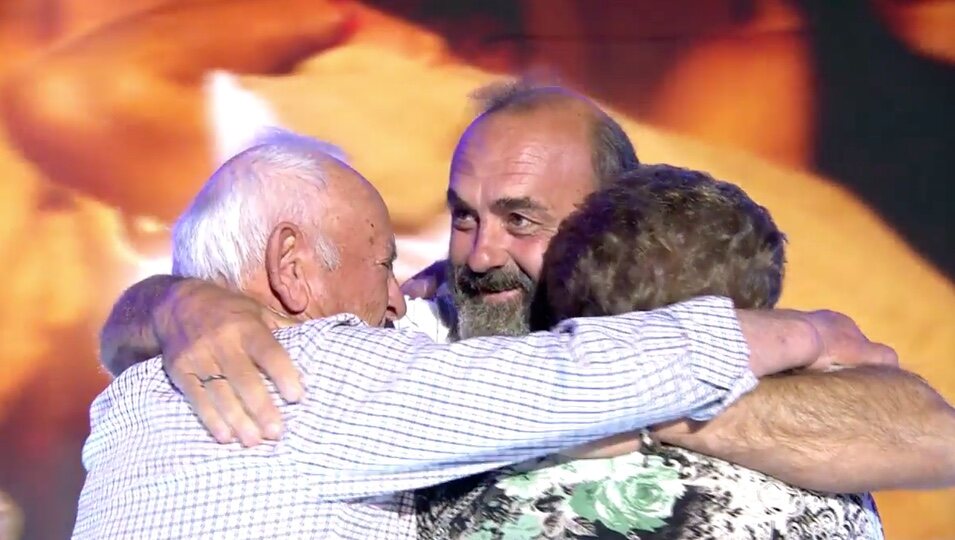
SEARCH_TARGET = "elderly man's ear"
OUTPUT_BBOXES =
[265,222,315,315]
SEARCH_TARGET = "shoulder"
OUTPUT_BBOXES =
[273,314,449,377]
[82,357,174,469]
[89,357,167,423]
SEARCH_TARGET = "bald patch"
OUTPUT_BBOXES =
[473,82,595,118]
[454,104,597,188]
[464,82,638,186]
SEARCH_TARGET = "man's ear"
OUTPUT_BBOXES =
[265,222,310,315]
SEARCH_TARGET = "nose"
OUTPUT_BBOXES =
[386,273,407,321]
[467,226,509,274]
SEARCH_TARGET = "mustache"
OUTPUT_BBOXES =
[452,265,534,297]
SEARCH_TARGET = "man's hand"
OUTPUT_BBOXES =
[739,308,898,377]
[400,259,447,299]
[153,280,302,446]
[802,309,899,370]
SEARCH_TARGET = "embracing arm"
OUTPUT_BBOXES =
[100,274,300,445]
[287,296,761,499]
[285,298,890,499]
[657,366,955,492]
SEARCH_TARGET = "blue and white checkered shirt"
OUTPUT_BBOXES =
[73,296,755,539]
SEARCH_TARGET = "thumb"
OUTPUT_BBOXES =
[868,342,900,368]
[261,307,298,330]
[401,277,436,299]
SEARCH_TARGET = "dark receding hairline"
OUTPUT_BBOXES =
[464,80,639,187]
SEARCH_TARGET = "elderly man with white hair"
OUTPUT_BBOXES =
[73,129,876,540]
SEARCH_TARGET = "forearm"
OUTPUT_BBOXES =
[291,297,756,499]
[565,308,821,461]
[656,366,955,492]
[99,274,188,377]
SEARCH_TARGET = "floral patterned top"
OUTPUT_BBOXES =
[417,435,884,540]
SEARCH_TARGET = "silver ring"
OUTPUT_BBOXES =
[196,373,228,386]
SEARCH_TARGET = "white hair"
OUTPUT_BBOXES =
[172,128,344,287]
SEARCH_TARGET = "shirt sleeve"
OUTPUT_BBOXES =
[279,295,755,500]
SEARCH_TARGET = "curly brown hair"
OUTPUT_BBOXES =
[538,164,786,326]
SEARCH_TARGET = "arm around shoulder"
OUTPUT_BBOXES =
[655,366,955,492]
[282,297,759,498]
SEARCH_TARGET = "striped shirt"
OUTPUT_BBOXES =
[73,296,755,539]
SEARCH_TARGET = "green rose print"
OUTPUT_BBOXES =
[465,531,494,540]
[569,465,684,534]
[465,515,543,540]
[421,444,885,540]
[496,468,558,499]
[487,453,686,537]
[500,515,544,539]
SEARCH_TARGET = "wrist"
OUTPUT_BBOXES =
[652,419,726,456]
[782,312,823,370]
[739,309,822,377]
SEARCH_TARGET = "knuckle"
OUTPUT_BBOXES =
[225,321,267,344]
[219,319,248,336]
[181,383,206,400]
[251,406,280,426]
[194,403,219,421]
[255,352,285,370]
[229,363,261,379]
[239,390,272,414]
[172,352,203,371]
[240,380,271,403]
[219,405,248,427]
[172,336,211,361]
[168,370,197,392]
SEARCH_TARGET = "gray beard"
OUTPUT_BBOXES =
[452,293,531,340]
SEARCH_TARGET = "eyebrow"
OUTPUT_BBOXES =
[387,238,398,262]
[491,196,550,217]
[447,189,550,217]
[446,188,473,211]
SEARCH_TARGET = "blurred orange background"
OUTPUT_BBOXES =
[0,1,953,538]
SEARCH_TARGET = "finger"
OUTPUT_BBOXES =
[244,329,304,405]
[869,342,900,368]
[217,353,284,441]
[401,259,447,298]
[400,278,431,299]
[265,312,298,330]
[198,325,274,443]
[204,377,263,447]
[169,368,234,444]
[842,341,898,368]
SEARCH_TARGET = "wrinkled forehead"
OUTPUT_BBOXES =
[450,113,596,214]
